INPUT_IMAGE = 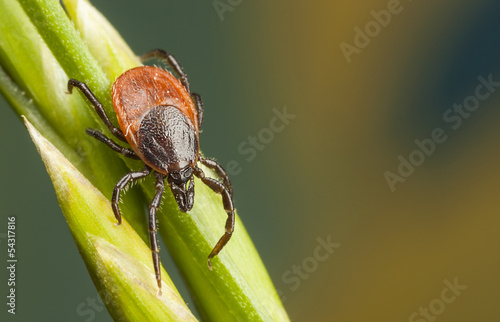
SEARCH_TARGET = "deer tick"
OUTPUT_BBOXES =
[67,49,234,294]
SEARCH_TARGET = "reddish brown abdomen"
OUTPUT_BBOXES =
[111,66,198,152]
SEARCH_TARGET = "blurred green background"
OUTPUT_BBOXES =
[1,0,500,321]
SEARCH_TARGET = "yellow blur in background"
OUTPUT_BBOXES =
[235,0,500,320]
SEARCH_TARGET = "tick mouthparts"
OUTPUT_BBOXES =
[174,191,186,211]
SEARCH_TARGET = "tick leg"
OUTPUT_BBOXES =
[112,167,152,224]
[199,157,233,197]
[191,93,204,128]
[141,49,191,94]
[86,128,140,160]
[67,79,127,142]
[194,166,235,270]
[150,172,166,294]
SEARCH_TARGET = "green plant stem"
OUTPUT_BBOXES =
[26,119,196,321]
[0,0,149,240]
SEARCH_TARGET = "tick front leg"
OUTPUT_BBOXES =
[86,128,140,160]
[194,166,235,270]
[199,157,233,197]
[67,79,127,142]
[150,172,166,294]
[112,167,152,224]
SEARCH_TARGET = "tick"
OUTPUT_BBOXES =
[67,49,235,294]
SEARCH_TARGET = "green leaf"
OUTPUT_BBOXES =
[61,2,289,319]
[25,118,197,321]
[0,0,149,239]
[63,0,140,77]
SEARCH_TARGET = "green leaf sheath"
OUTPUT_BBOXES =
[26,119,196,321]
[0,0,149,239]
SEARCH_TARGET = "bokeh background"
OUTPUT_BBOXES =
[1,0,500,321]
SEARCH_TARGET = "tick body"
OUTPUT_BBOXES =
[67,49,235,295]
[113,66,200,174]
